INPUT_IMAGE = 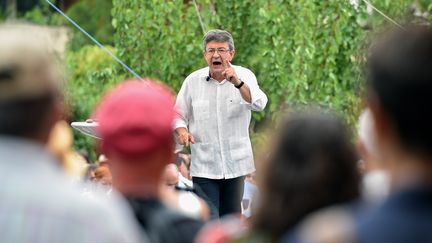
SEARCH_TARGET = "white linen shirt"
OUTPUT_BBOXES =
[175,65,267,179]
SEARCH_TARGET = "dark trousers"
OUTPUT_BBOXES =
[193,176,245,219]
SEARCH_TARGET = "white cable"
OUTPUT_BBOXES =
[45,0,144,81]
[361,0,405,29]
[192,0,206,35]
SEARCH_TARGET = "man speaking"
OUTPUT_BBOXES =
[175,29,267,219]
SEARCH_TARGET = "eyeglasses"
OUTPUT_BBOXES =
[205,48,231,55]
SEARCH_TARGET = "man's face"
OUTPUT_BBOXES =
[204,41,235,74]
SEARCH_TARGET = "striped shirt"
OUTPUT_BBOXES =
[175,65,268,179]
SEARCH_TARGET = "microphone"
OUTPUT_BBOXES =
[206,76,210,81]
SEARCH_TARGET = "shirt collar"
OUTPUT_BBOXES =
[199,67,210,80]
[200,66,229,84]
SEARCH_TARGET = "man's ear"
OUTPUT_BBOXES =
[230,50,235,61]
[367,94,398,160]
[368,98,386,142]
[41,100,63,144]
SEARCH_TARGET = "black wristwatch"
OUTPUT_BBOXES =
[235,80,244,89]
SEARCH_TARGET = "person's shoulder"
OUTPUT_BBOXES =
[185,67,209,82]
[355,196,418,237]
[54,186,133,222]
[279,204,359,243]
[158,203,203,225]
[36,185,143,242]
[233,65,255,77]
[146,202,203,243]
[76,191,145,241]
[232,64,251,71]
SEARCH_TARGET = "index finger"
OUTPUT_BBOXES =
[221,56,230,68]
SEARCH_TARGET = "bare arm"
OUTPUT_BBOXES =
[221,57,252,103]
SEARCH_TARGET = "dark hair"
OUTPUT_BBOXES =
[0,94,56,137]
[252,111,360,239]
[174,153,184,167]
[368,25,432,155]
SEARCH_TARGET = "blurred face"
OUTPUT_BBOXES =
[204,41,235,74]
[94,166,112,192]
[165,176,179,190]
[177,153,191,180]
[162,164,179,190]
[178,163,190,180]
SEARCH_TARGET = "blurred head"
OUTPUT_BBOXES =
[47,120,73,160]
[94,165,112,192]
[253,111,360,239]
[93,79,176,196]
[0,23,63,142]
[84,164,98,182]
[94,80,176,161]
[162,163,179,190]
[367,25,432,159]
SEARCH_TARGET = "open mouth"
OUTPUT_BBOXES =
[212,61,222,66]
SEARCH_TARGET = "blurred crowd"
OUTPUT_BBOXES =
[1,21,432,243]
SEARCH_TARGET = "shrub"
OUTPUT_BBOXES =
[65,45,125,160]
[111,0,413,154]
[65,0,115,50]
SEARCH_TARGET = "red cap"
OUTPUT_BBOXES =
[94,79,175,159]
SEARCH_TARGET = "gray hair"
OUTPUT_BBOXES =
[203,29,235,50]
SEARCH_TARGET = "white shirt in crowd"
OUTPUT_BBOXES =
[0,136,146,243]
[175,65,267,179]
[242,180,258,218]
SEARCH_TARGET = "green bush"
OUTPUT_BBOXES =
[65,0,115,50]
[110,0,415,153]
[15,0,113,51]
[65,45,125,160]
[112,0,204,91]
[20,3,64,25]
[60,0,416,157]
[112,1,403,123]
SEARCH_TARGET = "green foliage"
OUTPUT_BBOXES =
[64,0,419,156]
[112,0,203,91]
[65,45,126,159]
[110,0,420,154]
[256,1,368,126]
[0,8,5,21]
[65,0,114,50]
[11,0,113,51]
[20,3,64,25]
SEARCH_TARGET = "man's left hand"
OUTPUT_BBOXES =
[221,57,241,86]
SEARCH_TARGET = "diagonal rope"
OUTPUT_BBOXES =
[192,0,206,35]
[45,0,144,81]
[361,0,405,29]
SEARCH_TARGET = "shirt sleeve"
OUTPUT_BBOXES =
[241,69,268,111]
[174,77,191,130]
